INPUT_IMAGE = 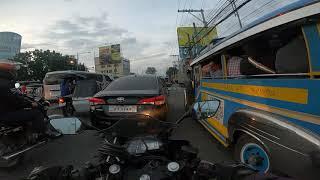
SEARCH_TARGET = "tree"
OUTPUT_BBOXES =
[145,67,157,74]
[11,49,88,81]
[166,67,178,80]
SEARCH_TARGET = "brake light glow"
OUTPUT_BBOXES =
[58,97,65,104]
[88,97,106,105]
[138,95,165,106]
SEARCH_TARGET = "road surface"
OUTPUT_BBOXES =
[0,86,231,180]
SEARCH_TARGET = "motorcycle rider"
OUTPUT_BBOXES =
[0,60,58,138]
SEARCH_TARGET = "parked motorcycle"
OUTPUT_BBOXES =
[0,88,62,167]
[24,101,292,180]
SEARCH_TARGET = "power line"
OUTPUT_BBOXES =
[179,0,189,26]
[188,0,234,47]
[190,0,253,52]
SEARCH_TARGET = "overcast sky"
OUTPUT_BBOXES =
[0,0,296,75]
[0,0,220,75]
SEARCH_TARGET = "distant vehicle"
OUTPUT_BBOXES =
[43,71,113,102]
[90,75,168,128]
[16,81,43,97]
[72,79,101,114]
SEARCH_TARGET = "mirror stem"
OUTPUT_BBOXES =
[175,109,191,124]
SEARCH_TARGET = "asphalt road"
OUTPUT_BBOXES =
[0,86,231,180]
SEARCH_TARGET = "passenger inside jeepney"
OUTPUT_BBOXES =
[226,48,244,77]
[240,28,309,77]
[210,61,223,78]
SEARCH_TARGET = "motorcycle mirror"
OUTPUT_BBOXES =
[15,82,20,89]
[49,117,82,135]
[192,100,220,120]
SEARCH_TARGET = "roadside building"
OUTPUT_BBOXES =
[95,57,130,77]
[0,32,22,59]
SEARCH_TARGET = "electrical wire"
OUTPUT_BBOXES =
[191,0,253,52]
[221,0,291,36]
[179,0,189,26]
[190,0,233,43]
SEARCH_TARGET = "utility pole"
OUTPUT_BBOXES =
[228,0,242,28]
[192,22,198,56]
[178,9,208,27]
[178,9,208,58]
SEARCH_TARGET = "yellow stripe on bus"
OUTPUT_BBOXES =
[207,117,229,138]
[201,90,320,125]
[199,120,229,147]
[202,82,308,104]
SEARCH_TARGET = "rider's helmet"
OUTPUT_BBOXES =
[0,60,19,80]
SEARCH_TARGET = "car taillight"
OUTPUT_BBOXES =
[88,97,106,105]
[138,95,166,106]
[58,97,65,104]
[155,95,165,105]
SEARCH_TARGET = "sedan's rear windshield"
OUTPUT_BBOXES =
[105,76,158,90]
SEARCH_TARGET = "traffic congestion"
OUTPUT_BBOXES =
[1,0,320,180]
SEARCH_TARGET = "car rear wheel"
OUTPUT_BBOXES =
[234,134,271,173]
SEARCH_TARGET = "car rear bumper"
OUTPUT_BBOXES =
[90,104,167,128]
[73,98,90,113]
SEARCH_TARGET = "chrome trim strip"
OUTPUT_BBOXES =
[240,125,307,157]
[234,129,267,149]
[244,123,280,140]
[239,109,320,147]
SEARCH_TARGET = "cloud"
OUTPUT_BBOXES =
[43,14,128,42]
[32,13,141,55]
[23,13,173,74]
[21,43,36,49]
[133,53,167,61]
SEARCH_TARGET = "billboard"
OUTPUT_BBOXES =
[177,27,217,60]
[111,44,121,62]
[177,27,217,47]
[99,44,121,64]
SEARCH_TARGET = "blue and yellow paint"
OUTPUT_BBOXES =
[195,22,320,146]
[198,79,320,146]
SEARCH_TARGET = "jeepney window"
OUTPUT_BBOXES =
[275,35,309,74]
[225,27,309,78]
[201,56,223,79]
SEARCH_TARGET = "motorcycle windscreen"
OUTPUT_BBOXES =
[104,114,176,138]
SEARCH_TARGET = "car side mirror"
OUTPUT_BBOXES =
[192,100,220,120]
[49,116,82,135]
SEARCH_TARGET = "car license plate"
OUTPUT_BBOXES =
[108,105,137,113]
[50,91,60,97]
